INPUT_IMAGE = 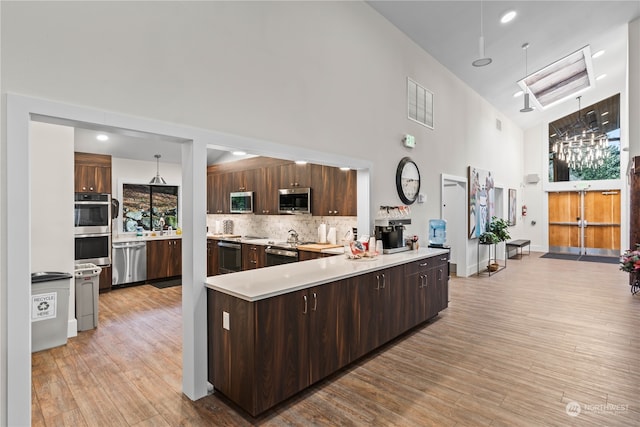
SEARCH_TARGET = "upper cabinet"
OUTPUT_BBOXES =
[279,163,312,188]
[206,157,356,216]
[74,152,112,193]
[312,165,356,217]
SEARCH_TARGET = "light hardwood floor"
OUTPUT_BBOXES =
[32,253,640,426]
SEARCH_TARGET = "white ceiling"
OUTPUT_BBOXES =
[367,1,639,130]
[75,1,639,163]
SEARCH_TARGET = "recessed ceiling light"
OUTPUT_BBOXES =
[500,10,517,24]
[295,160,307,165]
[596,74,607,80]
[339,167,351,171]
[592,50,605,58]
[232,150,247,156]
[513,90,523,98]
[96,134,109,141]
[601,111,609,116]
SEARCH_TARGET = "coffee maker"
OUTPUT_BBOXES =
[374,218,411,254]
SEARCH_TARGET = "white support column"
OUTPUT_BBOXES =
[181,139,209,400]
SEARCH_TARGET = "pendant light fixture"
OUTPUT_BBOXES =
[520,42,534,113]
[472,0,492,67]
[150,154,167,184]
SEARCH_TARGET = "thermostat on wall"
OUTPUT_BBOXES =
[403,134,416,148]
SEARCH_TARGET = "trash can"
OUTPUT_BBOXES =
[74,263,102,331]
[31,271,72,352]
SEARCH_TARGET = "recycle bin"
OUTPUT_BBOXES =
[31,271,72,352]
[74,263,102,331]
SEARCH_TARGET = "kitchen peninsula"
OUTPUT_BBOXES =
[205,248,449,416]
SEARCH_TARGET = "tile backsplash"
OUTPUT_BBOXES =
[207,214,357,243]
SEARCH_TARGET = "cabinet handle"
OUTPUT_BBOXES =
[381,273,386,289]
[303,295,308,314]
[440,257,448,261]
[312,292,317,311]
[419,262,428,267]
[89,187,94,191]
[438,268,443,281]
[375,275,380,291]
[419,274,423,288]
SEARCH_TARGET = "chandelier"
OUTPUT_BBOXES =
[551,96,609,170]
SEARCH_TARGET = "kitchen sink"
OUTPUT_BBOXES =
[268,241,314,248]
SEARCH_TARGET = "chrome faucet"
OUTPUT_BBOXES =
[158,216,165,236]
[287,229,299,244]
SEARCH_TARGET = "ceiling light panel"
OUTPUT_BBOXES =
[500,10,516,24]
[517,46,594,110]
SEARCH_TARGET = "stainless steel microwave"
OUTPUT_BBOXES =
[278,188,311,214]
[230,191,253,213]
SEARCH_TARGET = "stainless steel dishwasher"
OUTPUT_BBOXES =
[112,241,147,286]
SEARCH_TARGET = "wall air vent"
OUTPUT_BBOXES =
[407,77,434,129]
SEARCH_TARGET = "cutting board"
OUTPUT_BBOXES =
[296,243,342,252]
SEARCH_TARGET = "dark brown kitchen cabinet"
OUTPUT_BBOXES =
[404,254,449,329]
[297,250,336,261]
[98,265,112,293]
[207,172,231,214]
[208,278,351,416]
[280,162,312,188]
[74,152,111,193]
[232,170,255,192]
[147,239,182,280]
[254,167,279,214]
[241,243,265,270]
[349,267,403,360]
[207,239,219,276]
[312,165,357,216]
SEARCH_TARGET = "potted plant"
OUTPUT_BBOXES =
[619,244,640,295]
[479,216,511,244]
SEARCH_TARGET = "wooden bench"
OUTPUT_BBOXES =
[506,239,531,259]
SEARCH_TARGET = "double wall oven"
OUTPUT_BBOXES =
[74,193,111,265]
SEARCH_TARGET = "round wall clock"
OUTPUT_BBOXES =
[396,157,421,205]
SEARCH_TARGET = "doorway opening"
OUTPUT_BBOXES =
[441,174,467,277]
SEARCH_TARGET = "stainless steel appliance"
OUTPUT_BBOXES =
[75,233,111,265]
[112,241,147,286]
[265,245,299,266]
[74,193,111,234]
[278,187,311,215]
[218,240,242,274]
[230,191,254,214]
[374,218,411,254]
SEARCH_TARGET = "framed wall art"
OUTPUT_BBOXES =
[468,166,495,239]
[508,188,517,226]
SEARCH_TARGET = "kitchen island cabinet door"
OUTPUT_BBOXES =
[254,290,309,415]
[308,280,351,384]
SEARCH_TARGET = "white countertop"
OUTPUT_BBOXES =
[113,234,182,243]
[205,247,449,301]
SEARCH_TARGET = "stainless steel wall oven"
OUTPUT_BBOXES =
[74,193,111,234]
[75,233,111,266]
[218,241,242,274]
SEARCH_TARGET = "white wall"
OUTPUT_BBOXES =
[30,122,76,336]
[0,1,528,423]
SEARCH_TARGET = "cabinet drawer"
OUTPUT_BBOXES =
[405,258,436,275]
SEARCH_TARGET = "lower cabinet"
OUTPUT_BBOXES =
[404,254,449,329]
[147,239,182,280]
[207,254,448,417]
[98,266,112,292]
[298,250,336,261]
[207,239,219,276]
[241,243,265,270]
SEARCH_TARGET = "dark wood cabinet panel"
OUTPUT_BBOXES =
[308,280,350,383]
[254,167,279,215]
[254,290,309,414]
[207,173,231,214]
[241,243,265,270]
[74,152,111,193]
[147,239,182,280]
[207,239,219,276]
[297,250,337,262]
[313,165,357,216]
[232,170,255,192]
[98,266,112,293]
[280,162,312,188]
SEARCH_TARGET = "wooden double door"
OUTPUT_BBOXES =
[548,190,620,256]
